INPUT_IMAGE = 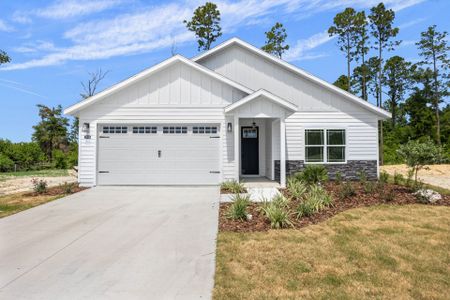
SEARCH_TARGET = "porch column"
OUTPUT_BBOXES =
[280,117,286,188]
[234,115,240,181]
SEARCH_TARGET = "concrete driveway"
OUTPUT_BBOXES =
[0,186,219,299]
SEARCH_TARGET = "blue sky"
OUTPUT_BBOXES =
[0,0,448,142]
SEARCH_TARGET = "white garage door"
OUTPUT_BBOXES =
[97,125,221,185]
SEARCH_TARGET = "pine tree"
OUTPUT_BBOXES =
[416,25,450,145]
[328,8,359,92]
[184,2,222,51]
[261,22,289,59]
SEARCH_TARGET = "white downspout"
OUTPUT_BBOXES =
[280,117,286,188]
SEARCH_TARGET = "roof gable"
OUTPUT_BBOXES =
[225,89,297,113]
[194,38,391,119]
[64,55,253,115]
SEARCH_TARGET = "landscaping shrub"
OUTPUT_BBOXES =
[0,153,14,172]
[357,171,367,184]
[405,169,414,188]
[226,194,250,221]
[221,180,246,194]
[393,172,404,185]
[296,185,333,218]
[334,171,343,185]
[61,182,74,194]
[287,177,307,200]
[380,188,395,202]
[339,182,356,200]
[363,181,377,194]
[295,165,328,185]
[262,201,292,229]
[32,178,47,194]
[296,201,315,218]
[379,171,389,184]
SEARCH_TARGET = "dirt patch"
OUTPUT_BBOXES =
[0,171,77,196]
[381,164,450,190]
[219,182,450,232]
[0,184,87,218]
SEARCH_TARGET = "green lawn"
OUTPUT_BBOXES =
[214,205,450,299]
[0,169,69,181]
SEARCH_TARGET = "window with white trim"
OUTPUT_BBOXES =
[132,126,157,134]
[102,126,128,134]
[162,126,187,134]
[192,126,218,134]
[305,129,346,163]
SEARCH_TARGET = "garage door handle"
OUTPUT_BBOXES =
[99,136,110,138]
[158,150,161,158]
[210,171,220,174]
[99,171,110,173]
[210,136,220,138]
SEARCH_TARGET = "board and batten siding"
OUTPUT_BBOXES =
[76,61,246,186]
[198,44,379,162]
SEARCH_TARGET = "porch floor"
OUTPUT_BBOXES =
[240,177,280,188]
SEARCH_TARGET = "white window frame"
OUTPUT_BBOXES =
[304,128,347,164]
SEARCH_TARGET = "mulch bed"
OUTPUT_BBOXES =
[24,183,87,197]
[219,182,450,232]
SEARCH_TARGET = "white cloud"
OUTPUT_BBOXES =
[14,41,58,53]
[0,19,14,32]
[36,0,124,19]
[12,12,33,24]
[3,0,427,70]
[284,31,334,62]
[399,17,426,29]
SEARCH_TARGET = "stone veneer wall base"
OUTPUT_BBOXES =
[274,160,378,182]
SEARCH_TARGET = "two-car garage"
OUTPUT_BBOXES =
[97,124,221,185]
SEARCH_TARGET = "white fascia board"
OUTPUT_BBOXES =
[64,54,253,115]
[194,38,391,119]
[225,89,297,113]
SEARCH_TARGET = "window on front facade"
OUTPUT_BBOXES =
[132,126,157,134]
[305,129,345,163]
[193,126,218,134]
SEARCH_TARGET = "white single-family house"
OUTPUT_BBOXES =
[64,38,391,187]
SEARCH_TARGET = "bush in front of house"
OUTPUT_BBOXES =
[261,196,293,229]
[296,185,333,218]
[226,194,251,221]
[393,172,404,185]
[339,181,356,200]
[295,165,328,185]
[286,177,307,200]
[221,180,246,194]
[32,178,47,194]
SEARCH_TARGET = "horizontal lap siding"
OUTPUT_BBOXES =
[286,111,378,161]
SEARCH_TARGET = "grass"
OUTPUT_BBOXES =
[214,205,450,299]
[0,169,69,181]
[0,191,65,218]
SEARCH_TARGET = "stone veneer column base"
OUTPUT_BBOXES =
[274,160,378,181]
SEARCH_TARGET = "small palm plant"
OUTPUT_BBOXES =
[226,194,251,221]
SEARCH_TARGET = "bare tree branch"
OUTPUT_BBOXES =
[80,69,109,99]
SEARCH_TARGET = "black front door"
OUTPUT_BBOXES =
[241,127,259,175]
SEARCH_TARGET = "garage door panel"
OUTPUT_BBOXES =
[97,125,220,185]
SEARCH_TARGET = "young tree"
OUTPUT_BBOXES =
[32,105,69,161]
[354,11,370,100]
[261,22,290,59]
[368,2,400,165]
[364,56,381,101]
[328,8,359,92]
[0,50,10,65]
[184,2,222,51]
[382,56,413,127]
[416,25,450,145]
[397,137,442,183]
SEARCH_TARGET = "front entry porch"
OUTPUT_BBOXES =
[224,89,298,188]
